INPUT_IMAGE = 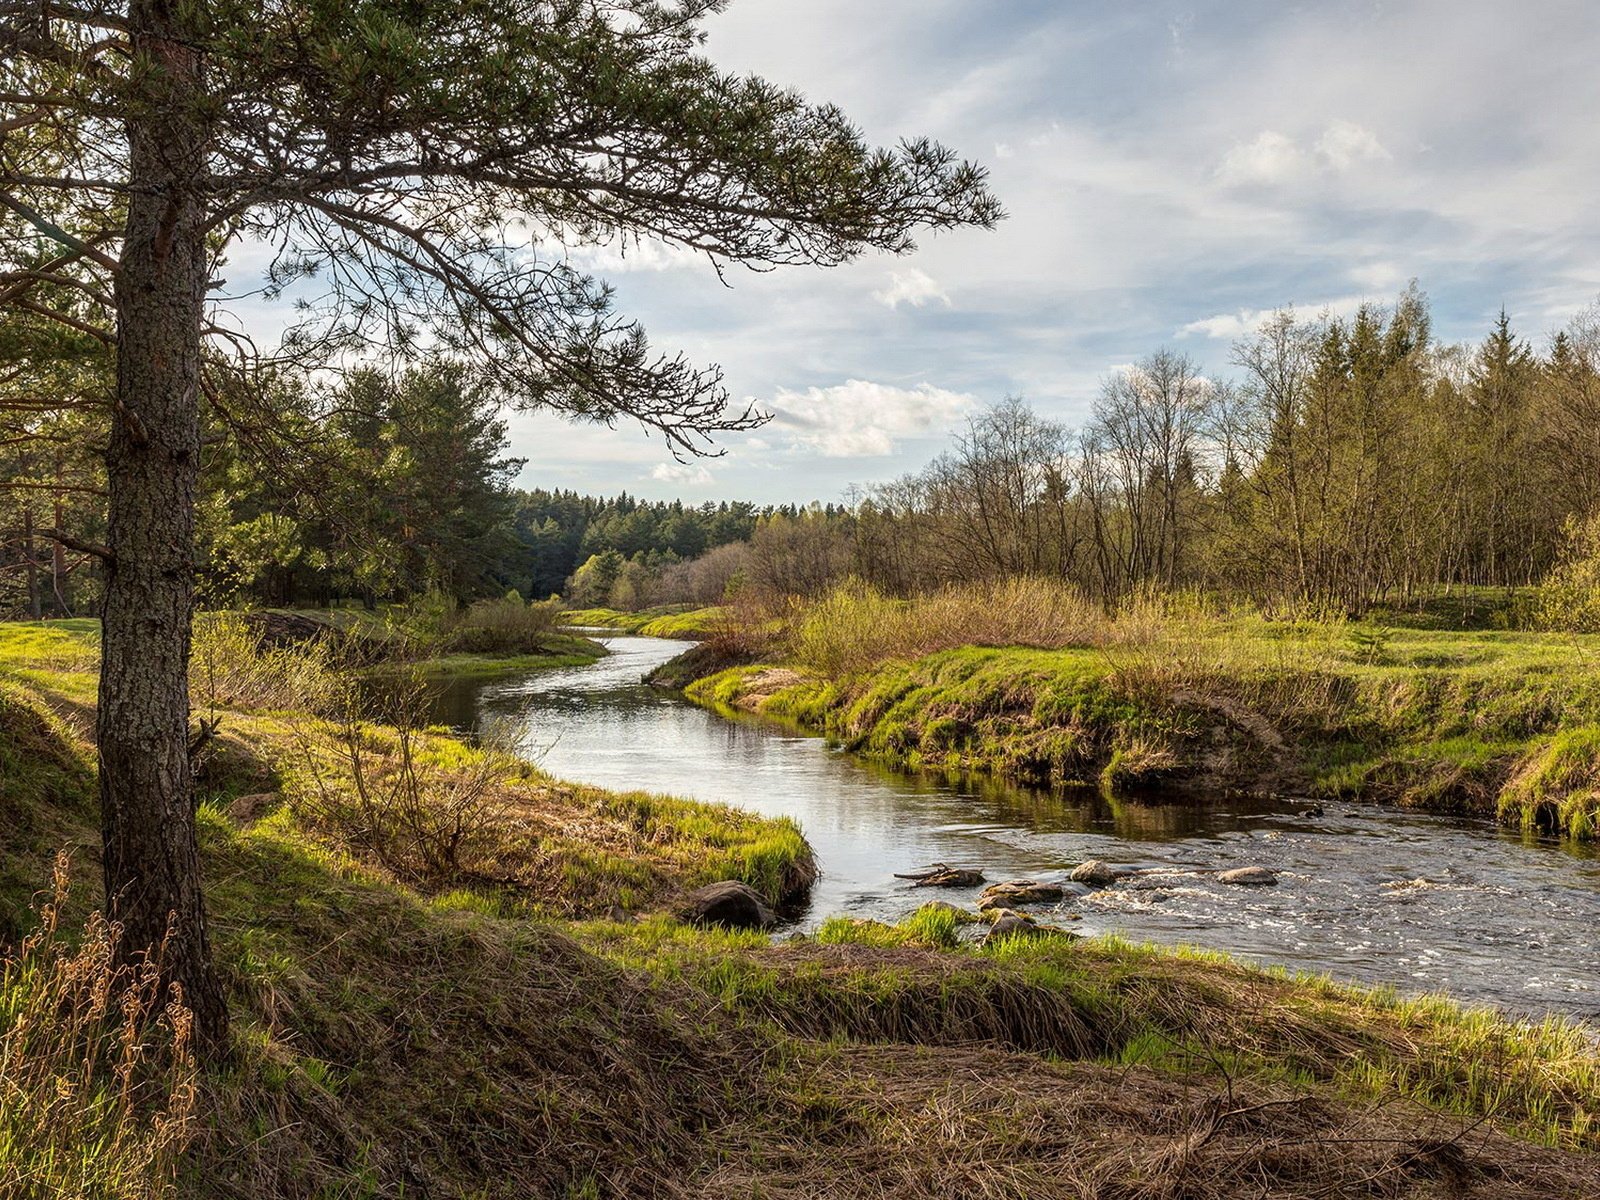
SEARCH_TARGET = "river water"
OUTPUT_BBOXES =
[426,634,1600,1020]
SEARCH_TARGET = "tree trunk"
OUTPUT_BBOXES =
[22,505,41,620]
[51,452,69,616]
[100,0,227,1050]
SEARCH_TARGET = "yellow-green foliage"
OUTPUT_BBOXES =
[558,605,727,638]
[1534,510,1600,633]
[0,857,198,1200]
[637,607,729,638]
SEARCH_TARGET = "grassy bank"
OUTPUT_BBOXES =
[560,604,729,639]
[4,616,1600,1197]
[679,583,1600,839]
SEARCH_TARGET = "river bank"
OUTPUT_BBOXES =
[3,616,1599,1197]
[559,603,728,638]
[677,621,1600,840]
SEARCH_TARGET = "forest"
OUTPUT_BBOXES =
[12,285,1593,625]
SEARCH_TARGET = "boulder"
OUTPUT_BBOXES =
[1218,866,1278,886]
[977,880,1066,910]
[916,900,980,924]
[984,911,1037,942]
[226,791,280,825]
[678,881,778,929]
[983,910,1079,945]
[894,863,986,888]
[1069,860,1120,887]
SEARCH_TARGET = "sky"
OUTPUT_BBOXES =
[251,0,1600,505]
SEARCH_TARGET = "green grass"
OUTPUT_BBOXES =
[373,631,606,679]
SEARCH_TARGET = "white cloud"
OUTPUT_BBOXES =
[1348,262,1408,291]
[1177,309,1274,340]
[768,380,975,457]
[1217,121,1388,187]
[873,268,952,309]
[650,462,715,486]
[1178,294,1374,340]
[1217,131,1307,187]
[1315,119,1391,171]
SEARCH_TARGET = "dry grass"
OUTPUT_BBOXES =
[704,1042,1600,1199]
[0,855,198,1200]
[787,578,1164,676]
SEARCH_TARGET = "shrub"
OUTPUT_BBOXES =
[384,593,561,657]
[0,855,198,1200]
[1534,510,1600,633]
[288,677,511,885]
[189,611,336,714]
[440,597,560,654]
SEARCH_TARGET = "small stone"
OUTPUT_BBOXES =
[677,880,777,929]
[1218,866,1278,886]
[1069,860,1120,887]
[978,880,1067,909]
[226,792,279,825]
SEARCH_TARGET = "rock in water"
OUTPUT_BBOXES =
[1218,866,1278,886]
[978,880,1067,909]
[894,863,987,888]
[1069,860,1120,887]
[678,881,778,929]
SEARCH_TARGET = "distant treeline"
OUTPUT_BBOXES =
[4,285,1599,620]
[0,358,843,613]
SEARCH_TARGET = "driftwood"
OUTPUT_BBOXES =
[893,863,986,888]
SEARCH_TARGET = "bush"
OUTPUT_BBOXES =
[441,597,560,654]
[1534,511,1600,633]
[288,677,511,886]
[190,611,336,713]
[0,855,198,1200]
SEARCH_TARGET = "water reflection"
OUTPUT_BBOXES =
[423,634,1600,1020]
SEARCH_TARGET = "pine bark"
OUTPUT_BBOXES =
[100,0,227,1049]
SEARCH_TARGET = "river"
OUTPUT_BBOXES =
[425,633,1600,1020]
